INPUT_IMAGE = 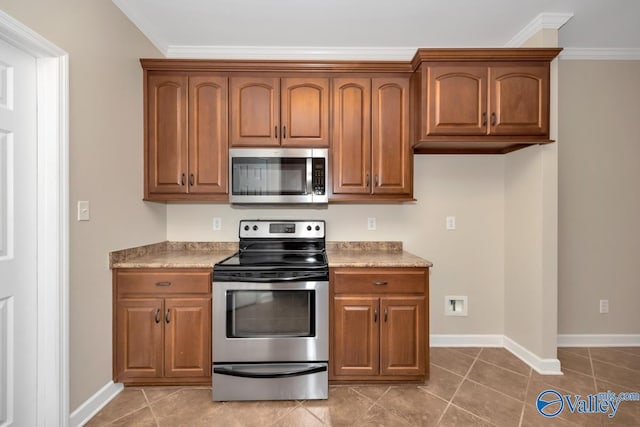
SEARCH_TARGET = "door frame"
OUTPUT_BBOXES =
[0,11,69,426]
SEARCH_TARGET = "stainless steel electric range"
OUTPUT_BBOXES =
[212,219,328,401]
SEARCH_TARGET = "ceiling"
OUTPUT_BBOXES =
[112,0,640,59]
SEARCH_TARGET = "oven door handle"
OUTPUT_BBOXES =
[213,364,327,379]
[219,273,327,283]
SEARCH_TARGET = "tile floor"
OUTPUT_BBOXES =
[87,347,640,426]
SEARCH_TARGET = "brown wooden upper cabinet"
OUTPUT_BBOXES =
[421,62,549,138]
[412,48,561,154]
[230,77,330,147]
[145,72,228,201]
[331,77,412,200]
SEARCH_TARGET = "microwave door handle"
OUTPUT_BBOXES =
[213,364,327,379]
[306,157,312,195]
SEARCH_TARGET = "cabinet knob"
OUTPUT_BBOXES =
[491,112,497,126]
[482,112,487,126]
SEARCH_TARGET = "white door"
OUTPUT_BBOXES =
[0,38,38,426]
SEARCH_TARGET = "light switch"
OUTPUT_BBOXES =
[77,201,90,221]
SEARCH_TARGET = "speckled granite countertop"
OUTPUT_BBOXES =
[326,242,432,268]
[109,241,238,269]
[110,241,432,269]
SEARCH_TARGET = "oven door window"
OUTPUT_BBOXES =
[226,290,315,338]
[231,157,308,196]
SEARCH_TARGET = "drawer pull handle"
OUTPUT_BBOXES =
[374,309,378,323]
[373,281,388,286]
[384,307,388,322]
[154,308,160,324]
[165,309,170,324]
[155,281,172,287]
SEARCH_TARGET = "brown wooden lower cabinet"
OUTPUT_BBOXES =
[113,268,212,385]
[330,267,429,382]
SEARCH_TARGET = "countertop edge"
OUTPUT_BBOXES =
[109,241,433,269]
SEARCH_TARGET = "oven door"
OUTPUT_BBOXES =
[212,280,328,363]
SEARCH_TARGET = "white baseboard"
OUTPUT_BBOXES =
[503,336,562,375]
[69,381,123,427]
[430,334,562,375]
[430,334,504,347]
[558,334,640,347]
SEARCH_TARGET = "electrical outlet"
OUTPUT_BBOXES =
[599,299,609,314]
[212,217,222,231]
[446,216,456,230]
[367,217,376,230]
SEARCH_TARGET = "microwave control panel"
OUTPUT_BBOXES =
[312,158,326,195]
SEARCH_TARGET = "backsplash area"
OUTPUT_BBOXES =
[166,155,507,336]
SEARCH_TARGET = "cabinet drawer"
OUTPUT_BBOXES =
[116,269,211,297]
[332,268,426,294]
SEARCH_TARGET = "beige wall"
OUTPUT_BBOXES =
[167,155,507,335]
[558,60,640,334]
[0,0,166,410]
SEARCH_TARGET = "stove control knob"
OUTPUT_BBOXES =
[307,225,312,231]
[244,225,250,231]
[315,225,321,231]
[252,225,258,231]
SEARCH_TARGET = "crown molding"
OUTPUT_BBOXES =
[505,12,574,47]
[165,45,418,61]
[112,0,169,55]
[560,47,640,60]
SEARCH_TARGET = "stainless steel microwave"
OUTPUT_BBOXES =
[229,148,328,204]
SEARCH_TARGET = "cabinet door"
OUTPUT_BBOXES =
[372,78,411,195]
[115,298,163,380]
[333,296,379,377]
[188,75,228,195]
[281,78,330,147]
[164,297,211,378]
[147,73,189,194]
[424,64,487,136]
[331,78,371,194]
[230,77,280,146]
[380,296,426,377]
[489,64,549,136]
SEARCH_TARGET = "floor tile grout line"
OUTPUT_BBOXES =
[97,389,151,426]
[472,357,532,379]
[429,360,473,379]
[266,400,304,427]
[299,404,329,426]
[518,366,534,427]
[434,346,481,426]
[589,354,640,374]
[445,402,500,427]
[348,384,391,410]
[140,388,161,427]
